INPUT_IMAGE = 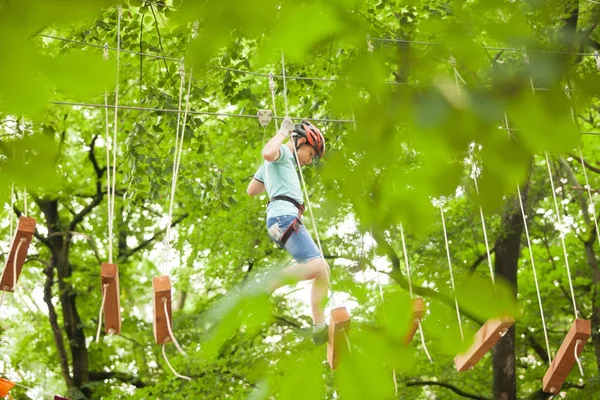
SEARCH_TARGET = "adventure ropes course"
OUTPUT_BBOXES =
[2,4,599,396]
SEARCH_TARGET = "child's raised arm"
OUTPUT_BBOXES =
[262,116,294,161]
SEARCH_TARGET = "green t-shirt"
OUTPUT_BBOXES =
[254,145,303,218]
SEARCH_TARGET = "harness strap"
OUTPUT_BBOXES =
[269,195,305,245]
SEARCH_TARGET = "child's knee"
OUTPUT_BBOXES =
[311,258,330,280]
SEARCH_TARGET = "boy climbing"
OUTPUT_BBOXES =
[246,116,330,345]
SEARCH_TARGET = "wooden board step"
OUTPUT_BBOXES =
[543,319,591,394]
[0,216,35,292]
[100,263,121,335]
[327,306,351,370]
[454,316,515,372]
[152,275,173,345]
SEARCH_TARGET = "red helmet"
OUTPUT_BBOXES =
[293,119,325,159]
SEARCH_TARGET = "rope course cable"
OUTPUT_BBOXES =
[399,224,433,362]
[371,36,600,57]
[41,33,578,91]
[95,6,122,342]
[439,203,464,341]
[501,111,553,363]
[545,157,579,319]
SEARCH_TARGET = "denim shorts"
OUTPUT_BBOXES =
[266,215,322,263]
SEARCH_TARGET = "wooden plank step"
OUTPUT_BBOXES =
[454,316,515,372]
[543,319,591,394]
[405,298,427,345]
[100,263,121,335]
[0,216,36,292]
[327,306,351,370]
[152,275,172,345]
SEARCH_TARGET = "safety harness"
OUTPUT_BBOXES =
[269,195,305,245]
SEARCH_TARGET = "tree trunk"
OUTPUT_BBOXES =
[492,182,528,400]
[41,199,91,398]
[584,239,600,375]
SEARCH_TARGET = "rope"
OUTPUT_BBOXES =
[468,149,496,286]
[564,85,600,249]
[161,63,193,276]
[501,110,552,363]
[577,146,600,246]
[439,205,464,341]
[454,57,494,287]
[104,92,113,263]
[281,51,289,117]
[109,6,122,264]
[95,283,109,342]
[0,291,5,315]
[13,382,60,398]
[279,52,333,304]
[19,116,28,217]
[516,185,553,364]
[371,36,600,57]
[574,339,584,376]
[544,154,579,319]
[12,238,26,291]
[162,343,191,381]
[162,297,187,355]
[399,224,433,362]
[160,60,186,275]
[9,183,14,239]
[268,73,279,131]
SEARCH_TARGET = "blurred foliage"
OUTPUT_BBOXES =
[1,0,600,399]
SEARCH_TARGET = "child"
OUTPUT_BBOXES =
[246,116,330,345]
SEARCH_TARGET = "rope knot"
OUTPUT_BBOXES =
[103,43,109,60]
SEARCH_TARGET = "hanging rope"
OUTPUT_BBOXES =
[163,297,186,356]
[450,63,496,287]
[20,116,28,218]
[104,91,113,264]
[11,238,26,291]
[467,149,495,287]
[268,73,280,132]
[9,183,14,239]
[501,110,553,363]
[439,204,464,341]
[279,52,336,308]
[574,339,584,376]
[516,184,552,364]
[399,224,433,362]
[13,381,63,398]
[95,284,109,342]
[96,6,121,341]
[109,6,122,264]
[564,85,600,249]
[162,343,191,381]
[544,153,579,319]
[161,62,193,277]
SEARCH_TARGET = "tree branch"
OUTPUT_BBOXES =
[68,134,104,232]
[469,245,497,273]
[405,380,490,400]
[117,212,189,262]
[89,371,146,388]
[42,264,73,387]
[568,153,600,175]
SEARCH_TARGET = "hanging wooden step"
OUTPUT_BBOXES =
[101,263,121,335]
[404,298,427,345]
[54,396,71,400]
[152,275,172,345]
[454,316,515,372]
[0,216,36,292]
[0,378,15,396]
[327,306,351,370]
[543,319,591,394]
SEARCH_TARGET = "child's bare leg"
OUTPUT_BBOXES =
[267,258,330,324]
